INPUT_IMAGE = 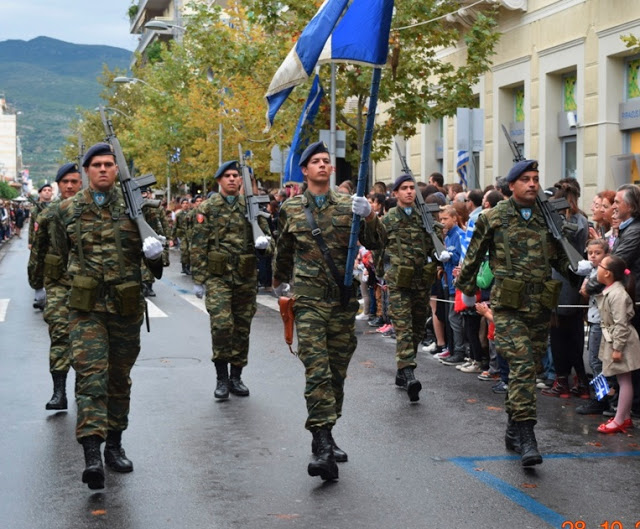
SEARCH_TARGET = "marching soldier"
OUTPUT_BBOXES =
[379,174,448,402]
[272,141,382,481]
[140,186,170,297]
[457,160,586,467]
[58,143,164,489]
[172,198,191,274]
[190,162,270,401]
[28,183,54,248]
[27,162,83,410]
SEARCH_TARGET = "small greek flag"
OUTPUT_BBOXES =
[590,374,610,401]
[457,150,469,188]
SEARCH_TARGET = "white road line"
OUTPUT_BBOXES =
[145,299,168,318]
[181,294,208,314]
[0,299,8,322]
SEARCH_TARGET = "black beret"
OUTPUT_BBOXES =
[55,162,80,183]
[38,183,52,193]
[82,142,115,168]
[505,159,538,183]
[299,141,329,167]
[392,173,414,191]
[215,160,239,179]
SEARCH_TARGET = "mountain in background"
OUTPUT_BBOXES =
[0,36,131,184]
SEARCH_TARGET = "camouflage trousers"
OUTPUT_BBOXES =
[141,266,155,284]
[294,297,359,431]
[69,308,143,441]
[43,283,71,374]
[493,308,550,422]
[205,276,257,367]
[388,284,429,369]
[180,238,190,267]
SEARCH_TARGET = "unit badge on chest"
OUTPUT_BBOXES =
[520,208,532,221]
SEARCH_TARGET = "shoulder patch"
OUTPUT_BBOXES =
[34,222,39,232]
[197,213,205,224]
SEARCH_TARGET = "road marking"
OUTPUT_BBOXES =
[182,294,207,314]
[0,299,8,322]
[145,299,168,318]
[448,450,640,527]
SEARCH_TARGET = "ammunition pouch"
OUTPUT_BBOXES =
[208,251,228,276]
[497,277,525,310]
[113,281,141,316]
[395,265,415,289]
[540,279,562,310]
[43,254,64,281]
[238,254,257,279]
[422,262,437,287]
[69,275,99,312]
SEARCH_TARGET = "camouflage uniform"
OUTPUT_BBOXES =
[141,204,169,285]
[190,193,270,367]
[456,197,574,422]
[273,190,381,430]
[27,201,71,374]
[172,209,191,270]
[380,207,439,369]
[28,201,51,246]
[59,187,162,441]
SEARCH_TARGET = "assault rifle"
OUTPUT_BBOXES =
[99,106,165,243]
[238,144,270,242]
[394,143,447,259]
[77,131,88,188]
[500,125,582,271]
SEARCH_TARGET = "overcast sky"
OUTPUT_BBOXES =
[2,0,138,51]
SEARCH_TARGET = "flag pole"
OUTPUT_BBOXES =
[330,63,337,189]
[343,66,382,294]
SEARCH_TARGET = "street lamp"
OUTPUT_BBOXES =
[94,106,132,120]
[113,76,166,95]
[144,20,186,32]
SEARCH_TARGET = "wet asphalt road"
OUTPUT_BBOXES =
[0,232,638,529]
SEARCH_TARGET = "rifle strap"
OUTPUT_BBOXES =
[303,203,348,306]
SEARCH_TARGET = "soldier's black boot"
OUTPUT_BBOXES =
[181,265,188,274]
[143,282,156,297]
[104,430,133,473]
[81,435,105,490]
[312,428,348,462]
[395,369,406,387]
[402,366,422,402]
[505,415,521,454]
[214,361,230,400]
[229,365,250,397]
[45,371,68,410]
[308,428,339,481]
[517,420,543,467]
[186,265,192,275]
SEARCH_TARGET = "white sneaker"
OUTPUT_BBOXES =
[460,361,482,373]
[355,312,370,321]
[422,342,437,353]
[456,358,472,370]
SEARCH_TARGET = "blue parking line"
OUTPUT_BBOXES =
[160,277,191,295]
[449,451,640,529]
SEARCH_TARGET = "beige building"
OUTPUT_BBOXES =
[0,96,18,183]
[376,0,640,204]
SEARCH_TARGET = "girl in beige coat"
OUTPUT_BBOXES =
[596,255,640,433]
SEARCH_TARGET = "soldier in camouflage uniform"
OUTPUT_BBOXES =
[140,186,170,297]
[186,194,203,262]
[28,183,54,249]
[272,142,382,481]
[457,160,582,467]
[379,174,449,402]
[28,163,83,410]
[58,143,164,490]
[191,163,270,401]
[172,198,191,274]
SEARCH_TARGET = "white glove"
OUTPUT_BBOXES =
[255,235,270,250]
[351,195,372,217]
[573,259,593,276]
[461,293,476,308]
[34,288,46,302]
[438,250,451,263]
[272,282,290,298]
[143,237,163,260]
[193,284,205,299]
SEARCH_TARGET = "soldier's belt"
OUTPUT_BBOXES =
[496,278,544,295]
[295,283,356,301]
[95,280,136,299]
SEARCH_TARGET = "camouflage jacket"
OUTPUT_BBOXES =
[190,193,270,285]
[273,189,382,300]
[58,187,162,313]
[27,201,70,289]
[171,209,190,240]
[28,200,52,246]
[456,197,574,311]
[379,206,441,288]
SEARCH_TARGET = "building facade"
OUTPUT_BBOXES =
[0,96,18,183]
[375,0,640,204]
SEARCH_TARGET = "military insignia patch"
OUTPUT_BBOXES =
[197,213,205,224]
[34,222,39,232]
[93,192,106,206]
[520,208,532,221]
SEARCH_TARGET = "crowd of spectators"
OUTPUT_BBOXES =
[0,199,28,246]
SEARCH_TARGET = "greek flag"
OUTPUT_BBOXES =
[264,0,394,131]
[284,75,325,183]
[590,373,610,401]
[457,150,469,188]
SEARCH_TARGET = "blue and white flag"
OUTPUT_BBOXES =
[590,373,610,401]
[264,0,393,131]
[284,75,325,183]
[457,150,469,188]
